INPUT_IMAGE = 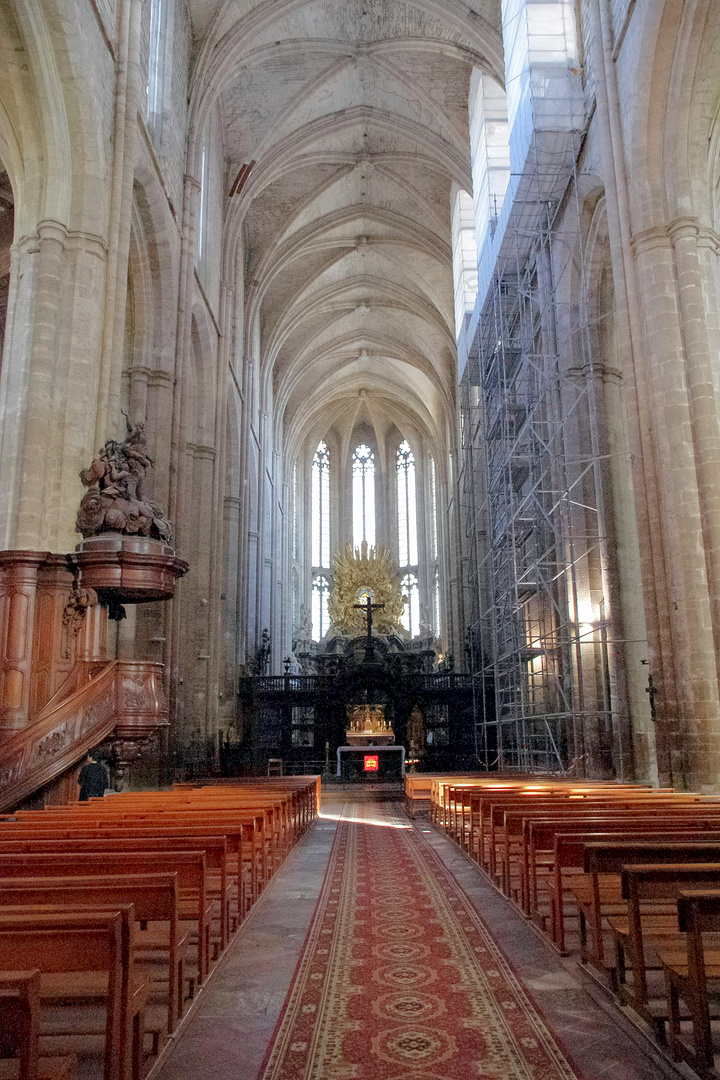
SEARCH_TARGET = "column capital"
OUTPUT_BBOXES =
[36,219,68,247]
[630,225,670,255]
[667,215,701,245]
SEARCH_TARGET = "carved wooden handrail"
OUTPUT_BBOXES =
[0,659,168,812]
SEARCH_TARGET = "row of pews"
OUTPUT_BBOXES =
[0,775,319,1080]
[424,773,720,1079]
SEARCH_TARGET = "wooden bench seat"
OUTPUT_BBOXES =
[0,970,76,1080]
[656,890,720,1077]
[605,864,720,1025]
[0,911,129,1080]
[0,851,211,986]
[538,830,720,952]
[0,875,187,1036]
[0,836,231,955]
[579,843,720,970]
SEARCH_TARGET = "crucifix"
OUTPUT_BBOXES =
[353,595,385,654]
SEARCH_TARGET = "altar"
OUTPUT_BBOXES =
[337,745,405,781]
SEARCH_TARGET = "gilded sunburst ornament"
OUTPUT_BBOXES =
[328,542,407,636]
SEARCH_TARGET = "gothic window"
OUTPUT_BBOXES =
[468,72,510,253]
[312,573,330,640]
[397,441,418,568]
[401,572,420,638]
[197,143,207,260]
[352,444,375,548]
[451,188,478,338]
[433,566,441,639]
[311,441,330,568]
[146,0,165,123]
[429,456,438,561]
[292,460,299,563]
[430,456,440,638]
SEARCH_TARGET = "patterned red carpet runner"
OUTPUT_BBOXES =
[261,803,578,1080]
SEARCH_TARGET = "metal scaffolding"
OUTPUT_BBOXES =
[461,161,616,775]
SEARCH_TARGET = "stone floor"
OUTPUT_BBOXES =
[149,792,686,1080]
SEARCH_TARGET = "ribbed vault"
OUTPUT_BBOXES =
[191,0,502,453]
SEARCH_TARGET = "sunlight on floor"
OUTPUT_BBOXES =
[318,811,411,829]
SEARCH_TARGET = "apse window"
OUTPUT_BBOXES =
[397,441,418,568]
[352,444,376,548]
[401,572,420,638]
[311,441,330,569]
[312,573,330,641]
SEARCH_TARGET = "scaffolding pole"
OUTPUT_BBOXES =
[460,154,618,776]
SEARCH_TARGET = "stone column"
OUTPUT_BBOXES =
[0,551,46,738]
[632,226,720,790]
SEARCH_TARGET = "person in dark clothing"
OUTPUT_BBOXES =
[77,753,109,801]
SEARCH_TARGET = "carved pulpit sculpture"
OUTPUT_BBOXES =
[76,415,172,543]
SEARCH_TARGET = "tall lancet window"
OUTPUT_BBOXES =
[312,574,330,640]
[352,444,375,548]
[311,441,331,641]
[311,441,330,569]
[401,573,420,638]
[430,456,440,637]
[397,441,418,568]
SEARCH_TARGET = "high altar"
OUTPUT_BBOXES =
[235,543,476,777]
[327,544,411,782]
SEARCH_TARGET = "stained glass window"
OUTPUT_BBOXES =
[397,441,418,568]
[352,444,375,548]
[311,441,330,568]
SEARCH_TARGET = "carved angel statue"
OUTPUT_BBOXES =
[76,415,172,543]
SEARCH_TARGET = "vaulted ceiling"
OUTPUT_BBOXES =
[192,0,503,459]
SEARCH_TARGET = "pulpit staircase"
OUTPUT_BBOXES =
[0,656,167,813]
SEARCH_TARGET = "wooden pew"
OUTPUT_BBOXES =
[533,824,720,950]
[29,803,272,899]
[0,875,187,1036]
[658,890,720,1077]
[0,836,231,953]
[0,906,149,1080]
[13,809,265,915]
[524,812,720,921]
[580,843,720,969]
[0,970,75,1080]
[607,864,720,1024]
[0,852,211,985]
[0,911,126,1080]
[498,801,720,905]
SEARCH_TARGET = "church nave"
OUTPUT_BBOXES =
[152,794,672,1080]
